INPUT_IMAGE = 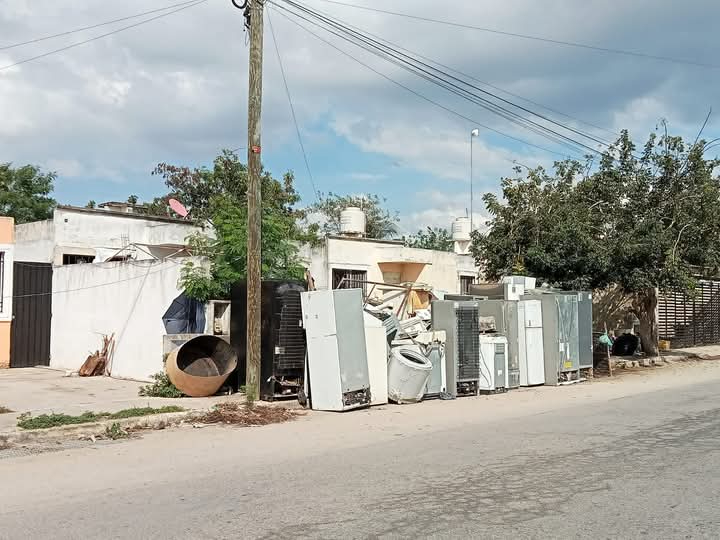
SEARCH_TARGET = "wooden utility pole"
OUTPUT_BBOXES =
[246,0,264,403]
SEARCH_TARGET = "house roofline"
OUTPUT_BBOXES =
[56,205,197,226]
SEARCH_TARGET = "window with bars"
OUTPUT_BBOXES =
[460,275,476,295]
[332,268,367,295]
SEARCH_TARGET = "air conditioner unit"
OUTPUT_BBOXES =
[230,281,307,401]
[301,288,371,411]
[478,335,509,393]
[431,300,482,397]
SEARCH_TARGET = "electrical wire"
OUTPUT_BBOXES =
[0,0,202,51]
[283,0,619,140]
[270,5,571,158]
[3,260,179,301]
[306,0,720,70]
[278,0,606,155]
[266,8,321,202]
[0,0,208,72]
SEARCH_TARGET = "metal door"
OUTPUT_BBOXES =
[10,262,52,368]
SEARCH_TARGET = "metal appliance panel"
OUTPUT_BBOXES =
[525,327,545,385]
[431,300,460,398]
[576,291,594,369]
[333,289,370,394]
[494,342,508,389]
[456,304,481,382]
[424,342,447,396]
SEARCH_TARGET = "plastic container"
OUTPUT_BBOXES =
[387,347,433,404]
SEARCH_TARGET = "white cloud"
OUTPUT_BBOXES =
[400,190,490,234]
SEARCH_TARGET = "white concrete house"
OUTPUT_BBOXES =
[14,205,204,265]
[302,235,478,295]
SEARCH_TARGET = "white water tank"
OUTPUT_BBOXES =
[452,217,471,241]
[340,207,366,236]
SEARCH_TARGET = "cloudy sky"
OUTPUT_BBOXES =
[2,0,719,233]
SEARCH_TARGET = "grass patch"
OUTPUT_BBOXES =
[0,406,13,414]
[138,372,184,398]
[17,405,186,430]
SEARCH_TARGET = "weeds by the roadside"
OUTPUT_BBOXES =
[195,402,301,427]
[104,422,129,440]
[138,372,184,398]
[0,406,13,414]
[17,405,186,430]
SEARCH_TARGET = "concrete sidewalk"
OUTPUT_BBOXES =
[0,368,234,435]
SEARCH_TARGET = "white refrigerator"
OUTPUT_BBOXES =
[518,299,545,386]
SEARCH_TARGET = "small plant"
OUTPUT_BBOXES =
[0,406,13,414]
[105,422,129,440]
[138,372,184,398]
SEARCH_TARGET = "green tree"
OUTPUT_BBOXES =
[127,194,139,205]
[153,150,317,301]
[472,130,720,356]
[404,227,454,251]
[0,163,56,223]
[310,192,399,239]
[85,200,97,209]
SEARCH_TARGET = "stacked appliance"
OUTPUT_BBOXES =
[432,300,482,397]
[523,291,581,385]
[230,280,307,401]
[301,288,371,411]
[363,311,389,406]
[517,299,545,386]
[478,334,509,392]
[470,300,520,389]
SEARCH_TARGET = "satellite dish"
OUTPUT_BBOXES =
[168,198,189,218]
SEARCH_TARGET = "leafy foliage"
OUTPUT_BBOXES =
[471,129,720,354]
[404,227,454,251]
[310,192,399,239]
[138,372,185,398]
[0,163,56,223]
[148,150,317,301]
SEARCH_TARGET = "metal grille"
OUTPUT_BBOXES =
[659,280,720,348]
[460,275,476,295]
[456,305,480,380]
[332,268,367,295]
[273,289,306,371]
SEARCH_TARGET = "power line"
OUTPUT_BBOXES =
[306,0,720,70]
[0,0,201,51]
[266,8,321,201]
[270,5,571,158]
[278,0,607,155]
[0,0,208,72]
[290,0,619,140]
[3,260,179,300]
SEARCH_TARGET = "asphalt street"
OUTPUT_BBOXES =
[1,364,718,539]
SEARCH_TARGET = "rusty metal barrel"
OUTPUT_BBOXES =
[165,335,237,397]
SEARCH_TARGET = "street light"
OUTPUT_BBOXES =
[470,128,479,232]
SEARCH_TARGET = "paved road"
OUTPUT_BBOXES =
[1,365,719,539]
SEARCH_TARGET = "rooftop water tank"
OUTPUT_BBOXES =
[340,207,366,236]
[451,217,471,241]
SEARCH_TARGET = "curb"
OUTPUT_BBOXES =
[1,410,204,445]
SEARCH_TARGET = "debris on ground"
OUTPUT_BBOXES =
[0,406,13,414]
[17,405,185,430]
[195,402,302,427]
[104,422,130,440]
[79,333,115,377]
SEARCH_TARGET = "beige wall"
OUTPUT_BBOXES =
[0,216,15,368]
[0,323,9,369]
